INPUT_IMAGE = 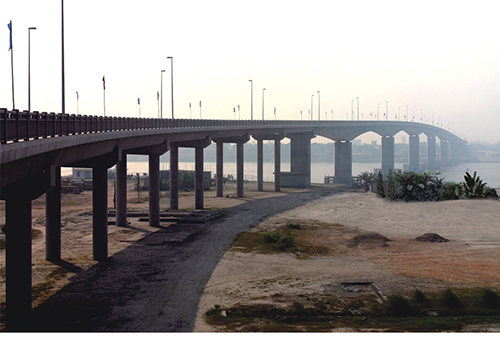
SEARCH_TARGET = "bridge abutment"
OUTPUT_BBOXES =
[92,165,108,261]
[334,140,352,184]
[253,133,285,192]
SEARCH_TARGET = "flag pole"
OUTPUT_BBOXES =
[8,20,15,109]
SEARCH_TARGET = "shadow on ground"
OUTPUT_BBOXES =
[32,187,341,332]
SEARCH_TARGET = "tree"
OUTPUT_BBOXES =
[376,171,385,198]
[386,169,396,198]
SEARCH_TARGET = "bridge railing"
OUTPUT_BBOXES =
[1,109,325,144]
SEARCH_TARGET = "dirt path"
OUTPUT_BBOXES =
[28,185,338,331]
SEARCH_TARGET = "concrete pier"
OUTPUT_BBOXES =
[409,134,420,172]
[45,167,61,261]
[92,165,108,261]
[257,139,264,191]
[212,135,250,198]
[440,139,450,167]
[381,135,395,177]
[149,154,160,226]
[427,136,436,169]
[169,146,179,210]
[282,132,314,188]
[274,138,281,192]
[334,140,352,184]
[216,141,224,197]
[116,155,128,227]
[195,146,204,209]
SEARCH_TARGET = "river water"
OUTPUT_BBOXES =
[112,161,500,188]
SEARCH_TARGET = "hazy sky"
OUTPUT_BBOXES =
[2,1,499,144]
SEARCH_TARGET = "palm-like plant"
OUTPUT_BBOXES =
[359,171,374,192]
[463,171,486,198]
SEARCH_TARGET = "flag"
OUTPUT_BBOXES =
[102,76,105,90]
[7,20,12,51]
[189,103,191,108]
[199,101,201,107]
[138,98,140,105]
[76,91,79,99]
[157,91,159,100]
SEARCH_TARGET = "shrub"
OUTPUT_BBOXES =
[390,171,444,202]
[481,288,500,309]
[376,171,385,198]
[442,181,463,200]
[260,231,282,244]
[440,289,463,309]
[386,294,415,317]
[413,289,428,304]
[359,171,374,192]
[483,187,499,200]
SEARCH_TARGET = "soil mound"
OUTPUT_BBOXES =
[347,233,392,248]
[414,233,449,243]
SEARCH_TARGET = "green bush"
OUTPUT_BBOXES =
[440,289,463,309]
[481,288,500,309]
[483,187,499,200]
[386,294,415,317]
[442,181,463,200]
[261,231,282,244]
[463,171,486,198]
[414,289,428,304]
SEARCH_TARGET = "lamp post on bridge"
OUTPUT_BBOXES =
[356,97,359,121]
[28,27,37,112]
[351,100,354,120]
[317,91,320,121]
[311,94,314,121]
[262,88,266,120]
[160,70,165,118]
[167,56,174,119]
[249,79,253,120]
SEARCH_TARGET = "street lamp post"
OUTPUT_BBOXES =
[249,80,253,120]
[317,91,320,121]
[351,100,354,120]
[311,94,314,121]
[356,97,359,120]
[167,56,174,119]
[28,27,36,112]
[262,88,266,120]
[160,70,165,118]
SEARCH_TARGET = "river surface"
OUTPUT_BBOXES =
[66,161,498,188]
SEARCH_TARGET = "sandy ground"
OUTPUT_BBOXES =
[0,182,499,331]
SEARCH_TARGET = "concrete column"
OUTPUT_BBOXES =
[257,139,264,191]
[237,141,244,198]
[45,166,61,261]
[409,134,420,172]
[195,146,204,209]
[216,141,223,197]
[169,146,179,210]
[427,136,436,169]
[274,138,281,192]
[5,198,33,331]
[381,135,395,177]
[289,133,312,187]
[149,154,160,227]
[440,139,450,167]
[116,155,128,227]
[92,166,108,261]
[450,142,460,164]
[334,140,352,184]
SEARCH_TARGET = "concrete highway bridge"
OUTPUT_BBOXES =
[0,108,465,331]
